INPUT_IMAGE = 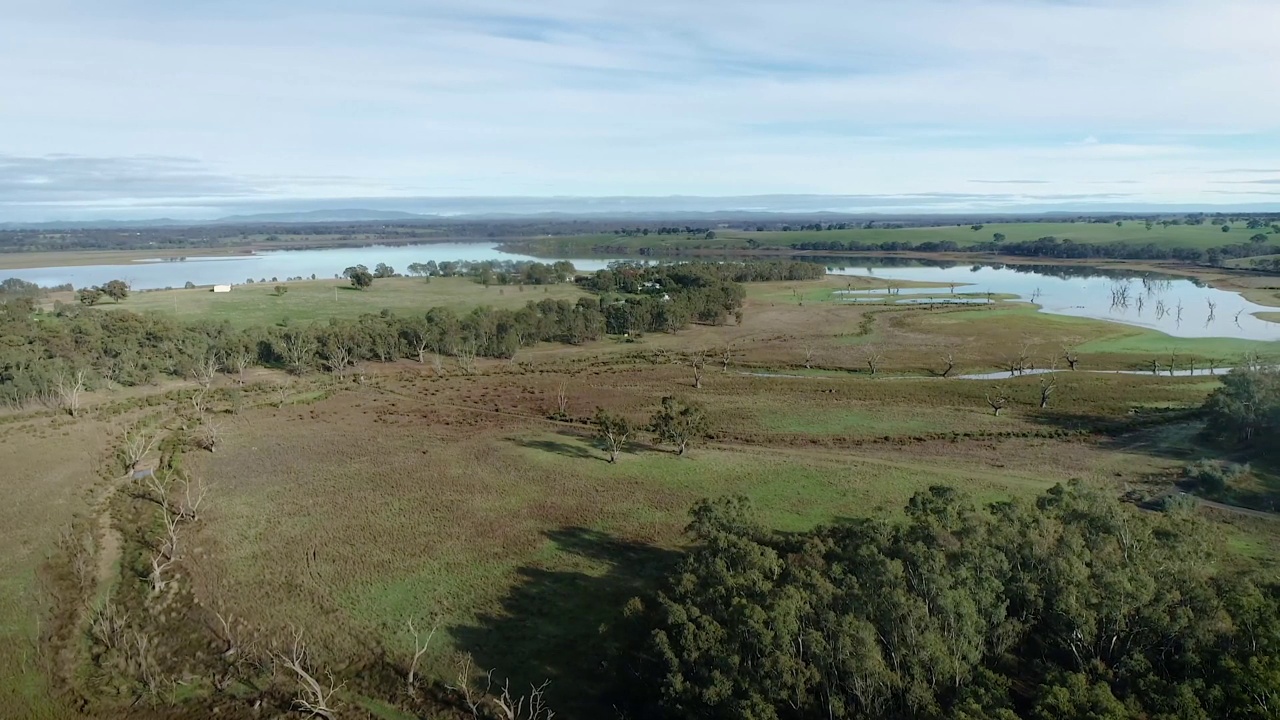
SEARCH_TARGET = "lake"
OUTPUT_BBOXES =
[4,243,613,291]
[823,260,1280,341]
[2,244,1277,341]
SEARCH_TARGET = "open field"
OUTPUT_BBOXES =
[3,263,1279,718]
[99,277,587,327]
[505,221,1280,257]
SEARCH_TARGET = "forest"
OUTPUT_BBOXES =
[614,482,1280,720]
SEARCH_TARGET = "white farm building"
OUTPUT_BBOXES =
[212,284,232,293]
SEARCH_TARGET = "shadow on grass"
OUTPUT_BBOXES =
[512,437,603,462]
[452,527,681,717]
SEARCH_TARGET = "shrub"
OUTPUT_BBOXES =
[1184,459,1249,494]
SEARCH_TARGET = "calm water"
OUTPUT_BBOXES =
[6,244,611,290]
[3,245,1277,341]
[825,262,1280,341]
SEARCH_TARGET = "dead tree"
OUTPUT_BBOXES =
[176,474,209,521]
[1169,349,1179,377]
[986,387,1010,417]
[406,618,439,694]
[720,343,736,372]
[449,656,555,720]
[682,351,708,389]
[275,382,292,408]
[456,344,478,375]
[802,345,817,370]
[277,628,343,720]
[223,348,253,385]
[1038,373,1058,409]
[121,426,159,472]
[194,417,223,453]
[553,380,570,418]
[150,505,181,594]
[280,331,317,375]
[938,348,958,378]
[1061,345,1080,371]
[192,354,220,392]
[54,368,87,417]
[861,345,885,375]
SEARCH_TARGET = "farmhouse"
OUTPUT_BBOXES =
[212,284,232,293]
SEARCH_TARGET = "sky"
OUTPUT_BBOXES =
[4,0,1280,221]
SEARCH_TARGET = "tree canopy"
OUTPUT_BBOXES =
[617,482,1280,720]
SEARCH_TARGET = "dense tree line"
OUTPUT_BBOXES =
[615,482,1280,720]
[790,235,1280,264]
[0,262,797,408]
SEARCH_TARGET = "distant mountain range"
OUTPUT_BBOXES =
[2,195,1279,230]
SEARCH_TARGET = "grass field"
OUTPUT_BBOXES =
[183,366,1200,715]
[103,277,587,327]
[4,262,1280,719]
[507,221,1280,257]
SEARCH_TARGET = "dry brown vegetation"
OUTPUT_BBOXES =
[2,275,1276,719]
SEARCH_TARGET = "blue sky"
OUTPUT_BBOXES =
[3,0,1280,220]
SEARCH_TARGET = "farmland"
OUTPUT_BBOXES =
[1,259,1278,719]
[100,277,588,327]
[504,219,1280,257]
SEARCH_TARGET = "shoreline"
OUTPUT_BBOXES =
[4,239,1277,311]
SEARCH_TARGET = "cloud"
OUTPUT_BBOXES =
[1211,178,1280,185]
[2,0,1280,219]
[970,180,1051,185]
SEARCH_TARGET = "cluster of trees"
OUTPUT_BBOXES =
[615,482,1280,720]
[613,226,716,237]
[579,262,821,333]
[76,279,130,306]
[1204,360,1280,451]
[404,259,578,286]
[593,396,708,462]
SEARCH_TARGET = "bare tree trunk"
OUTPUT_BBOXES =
[986,388,1009,417]
[54,368,87,417]
[555,381,569,417]
[277,628,343,720]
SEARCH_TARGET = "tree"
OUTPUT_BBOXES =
[1222,224,1232,233]
[343,265,374,290]
[594,409,631,463]
[1204,362,1280,446]
[374,262,396,278]
[1038,372,1057,408]
[705,231,717,240]
[1250,233,1269,244]
[274,285,288,296]
[77,287,104,306]
[986,386,1010,416]
[54,367,87,417]
[992,232,1006,243]
[861,344,885,375]
[971,223,985,231]
[650,396,708,456]
[102,279,130,303]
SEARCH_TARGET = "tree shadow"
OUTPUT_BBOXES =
[511,436,602,462]
[451,527,681,717]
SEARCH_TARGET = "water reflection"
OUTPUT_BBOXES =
[821,259,1279,341]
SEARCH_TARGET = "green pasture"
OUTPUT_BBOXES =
[106,277,587,327]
